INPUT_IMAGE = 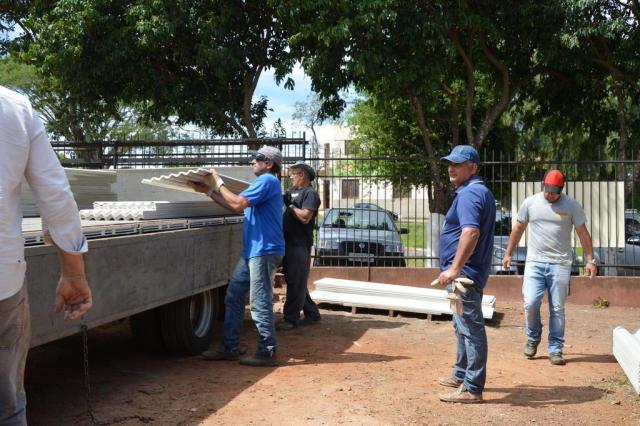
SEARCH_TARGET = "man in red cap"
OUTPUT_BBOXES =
[502,169,597,366]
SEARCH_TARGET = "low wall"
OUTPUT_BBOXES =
[308,267,640,307]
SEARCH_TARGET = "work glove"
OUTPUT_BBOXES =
[283,192,292,207]
[207,168,225,195]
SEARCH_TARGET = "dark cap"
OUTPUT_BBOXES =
[543,169,565,193]
[441,145,480,164]
[290,161,316,181]
[249,145,283,167]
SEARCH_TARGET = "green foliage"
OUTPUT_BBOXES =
[23,0,295,138]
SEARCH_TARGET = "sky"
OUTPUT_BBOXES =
[253,64,313,138]
[254,64,355,143]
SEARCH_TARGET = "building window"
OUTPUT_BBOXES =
[342,179,360,199]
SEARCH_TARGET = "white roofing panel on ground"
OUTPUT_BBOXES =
[612,326,640,394]
[311,277,495,319]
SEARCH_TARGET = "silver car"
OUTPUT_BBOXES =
[594,210,640,276]
[315,208,408,267]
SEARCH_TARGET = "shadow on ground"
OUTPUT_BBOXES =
[486,385,606,406]
[25,312,409,425]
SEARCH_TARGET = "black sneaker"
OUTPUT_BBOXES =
[299,315,321,326]
[240,351,279,367]
[524,340,539,358]
[201,343,246,361]
[276,320,297,331]
[549,352,566,365]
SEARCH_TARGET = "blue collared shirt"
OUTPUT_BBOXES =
[439,176,496,288]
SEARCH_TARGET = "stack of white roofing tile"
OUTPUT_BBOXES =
[612,326,640,394]
[22,169,117,216]
[80,201,228,221]
[141,168,249,194]
[310,277,496,319]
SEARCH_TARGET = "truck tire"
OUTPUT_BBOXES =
[159,289,219,356]
[130,308,166,352]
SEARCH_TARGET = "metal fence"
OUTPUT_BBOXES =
[51,138,640,276]
[310,151,640,277]
[52,137,308,169]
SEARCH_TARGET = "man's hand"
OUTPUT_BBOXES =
[436,267,460,287]
[585,262,597,279]
[502,253,512,271]
[187,181,213,195]
[54,275,93,321]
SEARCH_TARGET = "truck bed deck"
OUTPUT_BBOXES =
[22,215,243,246]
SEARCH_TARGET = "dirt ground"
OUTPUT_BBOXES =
[25,290,640,426]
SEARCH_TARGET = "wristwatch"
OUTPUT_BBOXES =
[587,258,597,265]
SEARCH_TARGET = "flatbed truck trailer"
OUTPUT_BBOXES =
[23,216,243,355]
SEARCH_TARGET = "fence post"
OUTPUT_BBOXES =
[112,140,118,169]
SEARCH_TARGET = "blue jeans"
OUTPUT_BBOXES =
[0,285,30,426]
[222,254,282,356]
[522,261,571,354]
[450,284,487,394]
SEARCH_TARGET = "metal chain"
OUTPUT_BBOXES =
[81,321,98,425]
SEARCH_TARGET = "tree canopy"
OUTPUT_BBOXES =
[20,0,295,139]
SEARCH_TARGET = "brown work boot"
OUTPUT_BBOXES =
[439,385,484,404]
[239,351,279,367]
[201,343,246,361]
[437,376,463,388]
[524,340,540,358]
[549,352,566,365]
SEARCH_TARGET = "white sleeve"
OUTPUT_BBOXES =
[23,108,87,254]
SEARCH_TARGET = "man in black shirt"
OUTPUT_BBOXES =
[277,161,322,330]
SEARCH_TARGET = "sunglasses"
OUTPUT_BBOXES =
[253,153,270,162]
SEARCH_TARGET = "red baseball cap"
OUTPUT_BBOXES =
[543,169,565,193]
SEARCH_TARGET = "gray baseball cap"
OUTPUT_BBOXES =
[290,161,316,181]
[249,145,283,167]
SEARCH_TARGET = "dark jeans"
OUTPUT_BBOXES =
[450,284,487,394]
[282,245,320,324]
[0,285,30,426]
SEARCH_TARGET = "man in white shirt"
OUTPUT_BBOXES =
[0,85,93,424]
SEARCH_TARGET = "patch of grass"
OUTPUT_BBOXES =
[400,222,426,249]
[593,296,610,308]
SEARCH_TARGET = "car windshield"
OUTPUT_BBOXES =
[322,209,396,231]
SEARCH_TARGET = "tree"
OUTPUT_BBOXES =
[292,93,345,167]
[0,55,179,144]
[23,0,295,141]
[286,1,568,214]
[561,0,639,164]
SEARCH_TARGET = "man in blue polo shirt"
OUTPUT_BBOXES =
[435,144,495,403]
[189,146,285,367]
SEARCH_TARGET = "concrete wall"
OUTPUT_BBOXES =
[308,267,640,307]
[26,223,243,347]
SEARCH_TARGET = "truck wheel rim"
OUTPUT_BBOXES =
[190,291,214,337]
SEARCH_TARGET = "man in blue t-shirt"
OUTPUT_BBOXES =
[190,146,285,367]
[435,145,495,404]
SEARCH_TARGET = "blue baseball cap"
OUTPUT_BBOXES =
[441,145,480,164]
